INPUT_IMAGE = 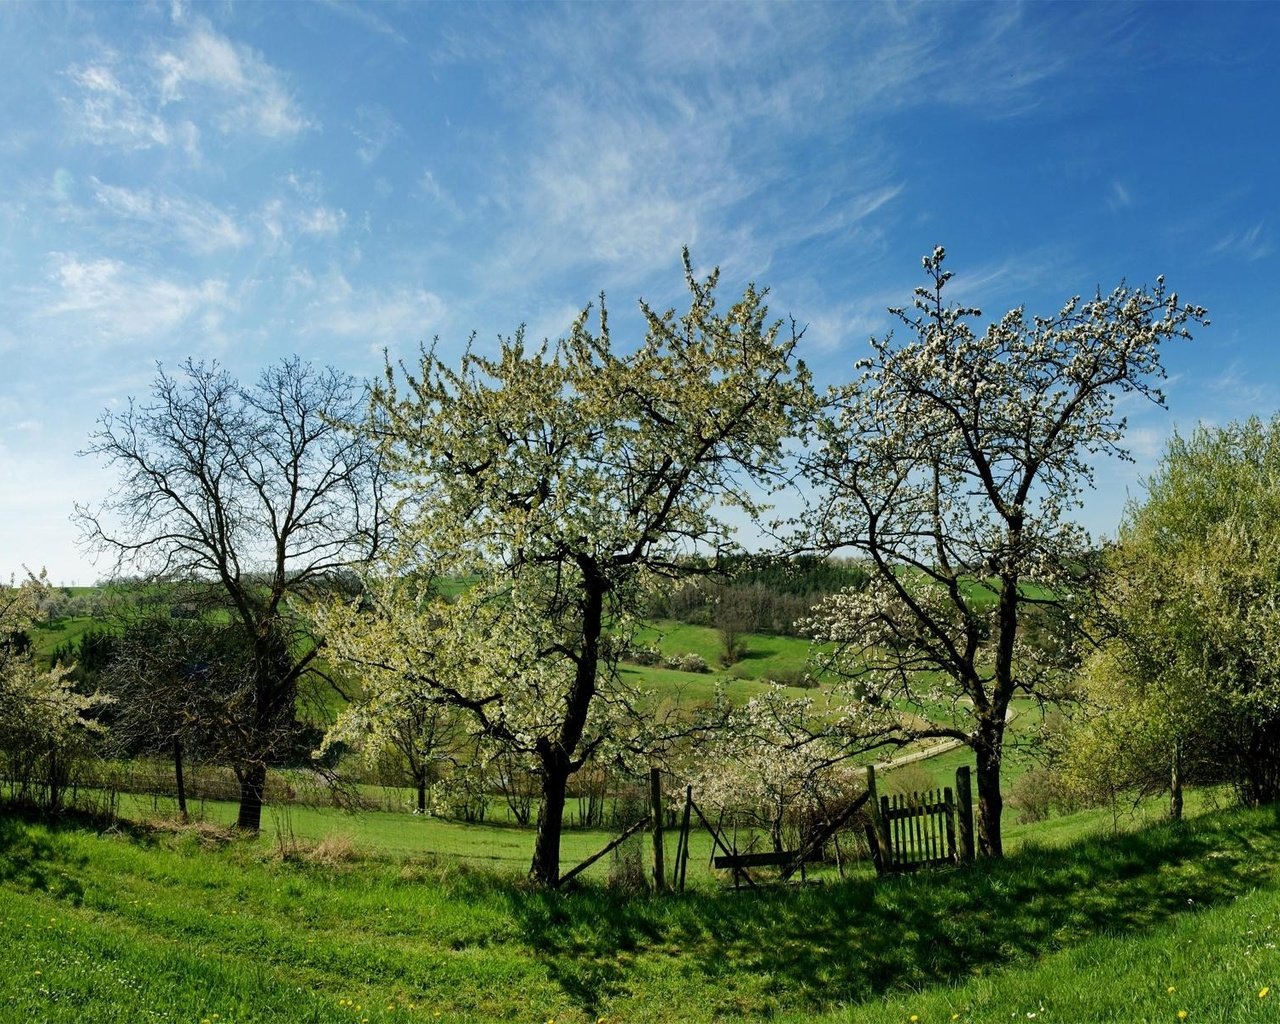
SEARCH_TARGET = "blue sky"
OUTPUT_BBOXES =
[1,1,1277,584]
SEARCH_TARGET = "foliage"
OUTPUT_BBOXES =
[1069,416,1280,809]
[646,556,869,634]
[321,252,812,885]
[664,651,710,673]
[802,247,1207,856]
[76,357,386,831]
[0,572,108,810]
[680,685,866,853]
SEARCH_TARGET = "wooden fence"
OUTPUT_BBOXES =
[866,763,975,873]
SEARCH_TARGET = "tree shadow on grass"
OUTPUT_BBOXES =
[507,808,1280,1019]
[0,813,86,903]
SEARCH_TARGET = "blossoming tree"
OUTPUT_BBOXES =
[801,248,1206,856]
[0,571,105,808]
[319,252,812,886]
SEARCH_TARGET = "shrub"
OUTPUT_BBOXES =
[1010,765,1078,823]
[665,652,709,673]
[627,645,662,666]
[769,667,819,689]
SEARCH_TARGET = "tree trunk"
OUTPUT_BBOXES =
[530,752,571,887]
[1170,735,1183,822]
[416,775,427,814]
[47,743,61,813]
[974,721,1005,858]
[236,763,267,832]
[526,566,608,887]
[173,736,188,822]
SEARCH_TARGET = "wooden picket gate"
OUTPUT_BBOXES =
[866,764,975,873]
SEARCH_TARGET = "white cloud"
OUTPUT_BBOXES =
[303,273,446,349]
[1212,221,1273,262]
[64,60,171,150]
[260,196,346,242]
[296,206,346,236]
[91,180,250,253]
[39,254,231,343]
[153,22,310,138]
[350,105,402,165]
[1108,181,1133,211]
[62,19,310,154]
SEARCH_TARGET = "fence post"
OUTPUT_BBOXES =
[678,785,693,891]
[955,765,975,863]
[865,764,889,873]
[650,767,666,892]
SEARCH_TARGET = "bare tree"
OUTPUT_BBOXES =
[77,357,386,831]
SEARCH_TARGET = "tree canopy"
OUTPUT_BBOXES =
[1068,416,1280,810]
[802,247,1207,855]
[319,252,813,885]
[77,357,386,830]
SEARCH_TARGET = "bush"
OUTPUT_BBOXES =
[626,644,662,666]
[607,835,648,895]
[665,652,709,673]
[1010,765,1078,823]
[769,668,819,689]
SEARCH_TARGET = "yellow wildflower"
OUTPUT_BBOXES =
[1260,987,1270,999]
[1178,1012,1188,1020]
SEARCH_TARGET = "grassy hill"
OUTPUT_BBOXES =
[1,800,1276,1022]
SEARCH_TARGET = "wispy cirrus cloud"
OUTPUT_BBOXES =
[90,180,250,253]
[350,105,403,165]
[1212,221,1273,262]
[1107,181,1133,211]
[61,16,310,157]
[300,272,446,350]
[153,21,311,138]
[37,254,232,345]
[64,60,174,151]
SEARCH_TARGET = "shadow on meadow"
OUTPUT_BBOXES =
[0,814,86,903]
[508,808,1280,1018]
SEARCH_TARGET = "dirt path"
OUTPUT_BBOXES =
[873,705,1018,772]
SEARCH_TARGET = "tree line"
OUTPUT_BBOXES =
[2,246,1238,887]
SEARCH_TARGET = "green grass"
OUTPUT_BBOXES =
[632,620,816,681]
[2,801,1279,1022]
[28,615,100,659]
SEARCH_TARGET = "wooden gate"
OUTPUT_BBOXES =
[866,764,974,873]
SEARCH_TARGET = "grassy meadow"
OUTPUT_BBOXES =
[13,588,1279,1021]
[2,801,1278,1023]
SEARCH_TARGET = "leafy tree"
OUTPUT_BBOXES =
[323,679,472,815]
[320,252,812,885]
[100,615,261,821]
[1071,417,1280,811]
[0,572,106,809]
[802,247,1206,856]
[682,686,864,856]
[76,358,386,831]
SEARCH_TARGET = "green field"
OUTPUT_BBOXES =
[2,800,1278,1022]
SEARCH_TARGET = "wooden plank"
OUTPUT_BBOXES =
[558,815,650,887]
[690,800,756,889]
[714,849,823,869]
[956,765,975,863]
[944,785,956,861]
[677,785,693,892]
[778,787,871,882]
